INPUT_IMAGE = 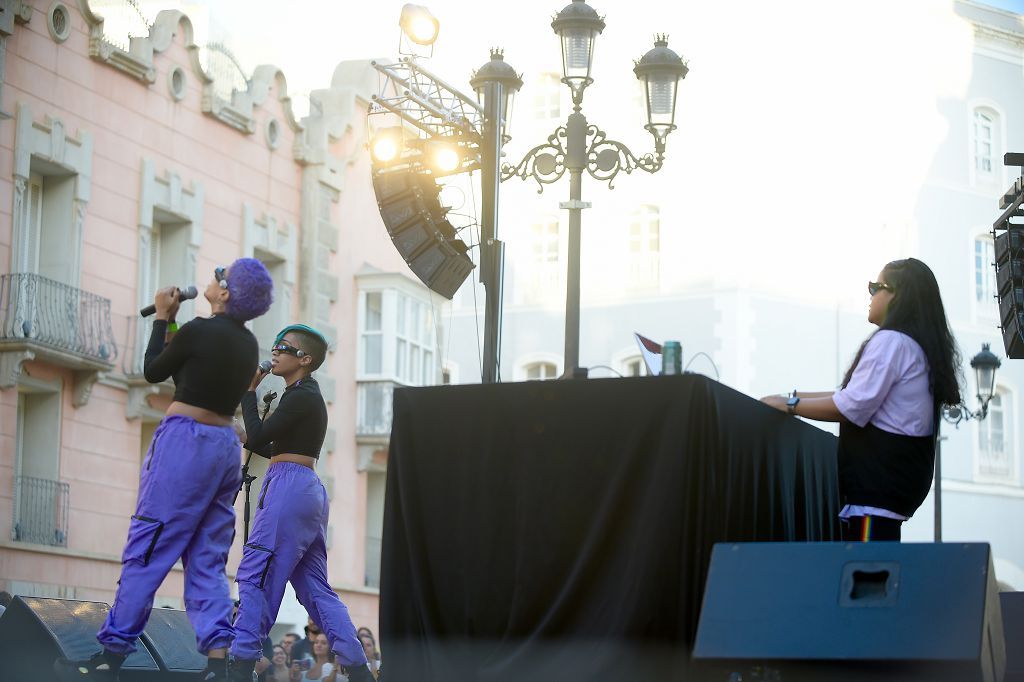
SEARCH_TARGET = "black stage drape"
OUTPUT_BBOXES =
[381,375,839,681]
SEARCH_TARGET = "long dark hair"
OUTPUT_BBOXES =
[841,258,962,407]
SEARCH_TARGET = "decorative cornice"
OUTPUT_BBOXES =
[77,3,302,136]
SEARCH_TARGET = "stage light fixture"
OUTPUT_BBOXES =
[399,4,440,46]
[428,141,461,173]
[371,127,404,164]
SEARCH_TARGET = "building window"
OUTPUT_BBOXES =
[533,217,559,264]
[251,253,288,352]
[973,109,995,175]
[396,293,434,386]
[21,172,78,284]
[525,361,558,380]
[357,284,437,386]
[533,72,561,120]
[977,389,1014,482]
[975,235,997,307]
[623,356,646,377]
[365,471,386,589]
[361,291,384,375]
[628,204,660,289]
[14,382,68,547]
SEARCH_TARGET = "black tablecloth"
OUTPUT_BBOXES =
[381,375,839,681]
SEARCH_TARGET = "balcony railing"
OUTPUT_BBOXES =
[357,381,396,438]
[13,476,70,547]
[0,273,118,364]
[365,535,382,589]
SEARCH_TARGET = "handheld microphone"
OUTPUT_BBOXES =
[258,360,272,374]
[140,286,199,317]
[263,391,278,405]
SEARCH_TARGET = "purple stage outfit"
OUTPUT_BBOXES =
[98,415,242,654]
[229,374,366,671]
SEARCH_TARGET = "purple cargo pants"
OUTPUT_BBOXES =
[97,415,242,655]
[229,462,366,667]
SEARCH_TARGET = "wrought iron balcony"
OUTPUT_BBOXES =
[12,475,70,547]
[0,272,117,362]
[0,273,118,406]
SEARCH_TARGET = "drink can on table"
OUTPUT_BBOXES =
[663,340,682,375]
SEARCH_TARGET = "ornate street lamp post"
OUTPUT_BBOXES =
[934,343,1002,541]
[503,0,688,378]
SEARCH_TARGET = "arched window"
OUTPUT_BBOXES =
[524,361,558,380]
[977,387,1015,482]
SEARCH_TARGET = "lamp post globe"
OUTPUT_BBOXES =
[550,0,606,106]
[970,342,1002,409]
[633,35,688,151]
[470,50,523,143]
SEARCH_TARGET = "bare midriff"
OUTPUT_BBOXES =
[166,401,233,427]
[269,453,316,468]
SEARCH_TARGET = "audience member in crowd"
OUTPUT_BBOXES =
[292,633,336,681]
[265,644,290,682]
[282,632,301,663]
[288,618,320,663]
[356,631,379,679]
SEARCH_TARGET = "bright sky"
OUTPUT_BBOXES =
[117,0,1022,305]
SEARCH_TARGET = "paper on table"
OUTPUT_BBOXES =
[634,332,662,376]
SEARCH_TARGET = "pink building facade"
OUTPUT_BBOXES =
[0,0,429,639]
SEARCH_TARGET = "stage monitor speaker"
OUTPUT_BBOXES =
[1002,592,1024,682]
[692,542,1005,682]
[0,596,204,680]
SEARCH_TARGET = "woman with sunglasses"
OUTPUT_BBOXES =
[56,259,274,682]
[227,324,373,682]
[761,258,962,541]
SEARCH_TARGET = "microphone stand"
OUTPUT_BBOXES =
[238,389,276,545]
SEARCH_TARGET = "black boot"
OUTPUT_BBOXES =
[198,656,230,681]
[53,649,126,681]
[227,657,257,682]
[344,663,376,682]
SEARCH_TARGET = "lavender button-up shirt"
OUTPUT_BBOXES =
[833,330,934,437]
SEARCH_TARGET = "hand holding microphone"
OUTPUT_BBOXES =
[249,359,273,391]
[140,285,198,318]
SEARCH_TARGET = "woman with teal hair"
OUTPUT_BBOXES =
[227,324,373,682]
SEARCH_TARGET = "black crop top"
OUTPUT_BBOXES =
[144,316,259,417]
[240,377,328,459]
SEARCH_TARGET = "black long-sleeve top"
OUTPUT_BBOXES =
[144,315,259,417]
[240,377,328,458]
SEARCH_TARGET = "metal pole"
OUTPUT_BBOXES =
[934,428,943,542]
[480,80,505,383]
[561,110,589,378]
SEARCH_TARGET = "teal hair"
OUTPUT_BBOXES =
[275,324,330,372]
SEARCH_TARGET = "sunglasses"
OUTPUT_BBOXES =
[868,281,894,296]
[214,266,228,289]
[272,342,307,358]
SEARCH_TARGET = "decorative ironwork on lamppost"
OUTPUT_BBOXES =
[502,0,688,378]
[934,343,1002,541]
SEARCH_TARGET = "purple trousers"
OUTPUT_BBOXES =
[98,415,241,655]
[230,462,366,667]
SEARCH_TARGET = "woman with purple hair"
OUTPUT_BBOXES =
[56,258,274,682]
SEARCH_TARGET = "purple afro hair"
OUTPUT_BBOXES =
[225,257,274,322]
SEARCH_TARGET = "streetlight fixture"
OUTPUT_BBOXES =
[934,343,1003,541]
[503,0,687,378]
